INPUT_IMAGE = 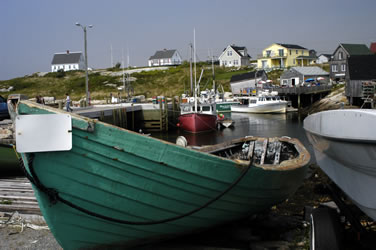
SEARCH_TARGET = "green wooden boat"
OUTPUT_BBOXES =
[12,100,310,249]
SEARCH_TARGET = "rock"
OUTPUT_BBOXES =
[0,128,13,139]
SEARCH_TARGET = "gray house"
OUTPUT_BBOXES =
[346,55,376,106]
[148,49,182,67]
[230,70,267,95]
[330,43,372,82]
[280,66,329,87]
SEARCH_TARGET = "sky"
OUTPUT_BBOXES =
[1,0,376,80]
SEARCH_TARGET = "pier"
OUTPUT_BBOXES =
[72,97,179,132]
[273,85,333,110]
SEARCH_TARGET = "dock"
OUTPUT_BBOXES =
[0,177,40,215]
[71,98,179,132]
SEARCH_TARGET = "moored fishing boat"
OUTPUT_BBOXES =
[304,109,376,220]
[179,95,217,133]
[11,99,310,250]
[231,90,288,114]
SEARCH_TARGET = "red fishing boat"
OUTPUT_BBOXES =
[178,98,217,133]
[178,29,217,133]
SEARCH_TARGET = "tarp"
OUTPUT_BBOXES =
[305,78,314,82]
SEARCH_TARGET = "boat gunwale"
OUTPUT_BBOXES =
[16,100,309,172]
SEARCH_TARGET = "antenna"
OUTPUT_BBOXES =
[110,44,113,68]
[122,48,125,98]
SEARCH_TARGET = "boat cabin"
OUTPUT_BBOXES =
[180,103,216,115]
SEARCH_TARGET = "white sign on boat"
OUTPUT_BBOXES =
[15,114,72,153]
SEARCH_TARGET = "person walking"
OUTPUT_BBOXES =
[65,93,73,112]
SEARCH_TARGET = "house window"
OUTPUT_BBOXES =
[234,60,238,65]
[296,50,298,54]
[289,50,291,55]
[339,52,343,60]
[293,59,296,65]
[279,49,284,56]
[266,50,271,57]
[341,64,346,72]
[332,64,338,72]
[227,50,232,56]
[224,60,227,66]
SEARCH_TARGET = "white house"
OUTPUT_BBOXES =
[51,51,85,72]
[316,54,332,64]
[148,49,182,67]
[219,45,251,67]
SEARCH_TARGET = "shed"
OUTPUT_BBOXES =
[280,66,329,87]
[230,70,267,94]
[345,55,376,105]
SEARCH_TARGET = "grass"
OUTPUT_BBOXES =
[0,64,288,101]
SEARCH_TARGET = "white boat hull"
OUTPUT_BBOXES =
[231,102,287,114]
[304,109,376,221]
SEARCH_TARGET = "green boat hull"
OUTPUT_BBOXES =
[216,101,239,113]
[17,101,309,250]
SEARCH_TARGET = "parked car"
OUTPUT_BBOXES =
[0,95,9,120]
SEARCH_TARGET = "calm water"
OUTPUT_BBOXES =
[151,112,315,164]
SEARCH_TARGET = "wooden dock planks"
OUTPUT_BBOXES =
[0,177,41,215]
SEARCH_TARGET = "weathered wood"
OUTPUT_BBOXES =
[273,142,282,165]
[0,204,41,215]
[0,177,40,215]
[247,141,255,160]
[260,138,268,165]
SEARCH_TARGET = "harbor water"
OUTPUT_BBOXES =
[152,112,314,163]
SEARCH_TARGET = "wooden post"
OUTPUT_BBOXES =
[298,94,301,111]
[132,104,135,131]
[100,111,104,122]
[165,98,168,131]
[172,97,176,122]
[123,108,127,129]
[112,109,117,126]
[159,98,163,131]
[118,108,122,128]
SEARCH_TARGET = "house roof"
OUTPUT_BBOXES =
[292,66,329,76]
[340,43,372,56]
[370,42,376,54]
[296,55,317,60]
[230,70,266,83]
[348,55,376,80]
[222,45,251,58]
[319,54,332,58]
[277,43,307,50]
[149,49,177,60]
[52,52,82,64]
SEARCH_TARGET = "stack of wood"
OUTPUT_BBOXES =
[0,177,40,215]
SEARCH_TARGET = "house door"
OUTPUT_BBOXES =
[292,78,295,86]
[262,60,267,69]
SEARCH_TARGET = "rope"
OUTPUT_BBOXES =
[19,153,253,225]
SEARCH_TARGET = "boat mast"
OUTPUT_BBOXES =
[122,48,125,101]
[211,49,216,92]
[194,28,197,113]
[189,43,193,96]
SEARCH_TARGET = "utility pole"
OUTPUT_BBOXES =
[76,22,93,105]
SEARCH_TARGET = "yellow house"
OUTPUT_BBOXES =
[257,43,315,69]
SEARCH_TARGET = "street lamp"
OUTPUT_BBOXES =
[75,22,93,105]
